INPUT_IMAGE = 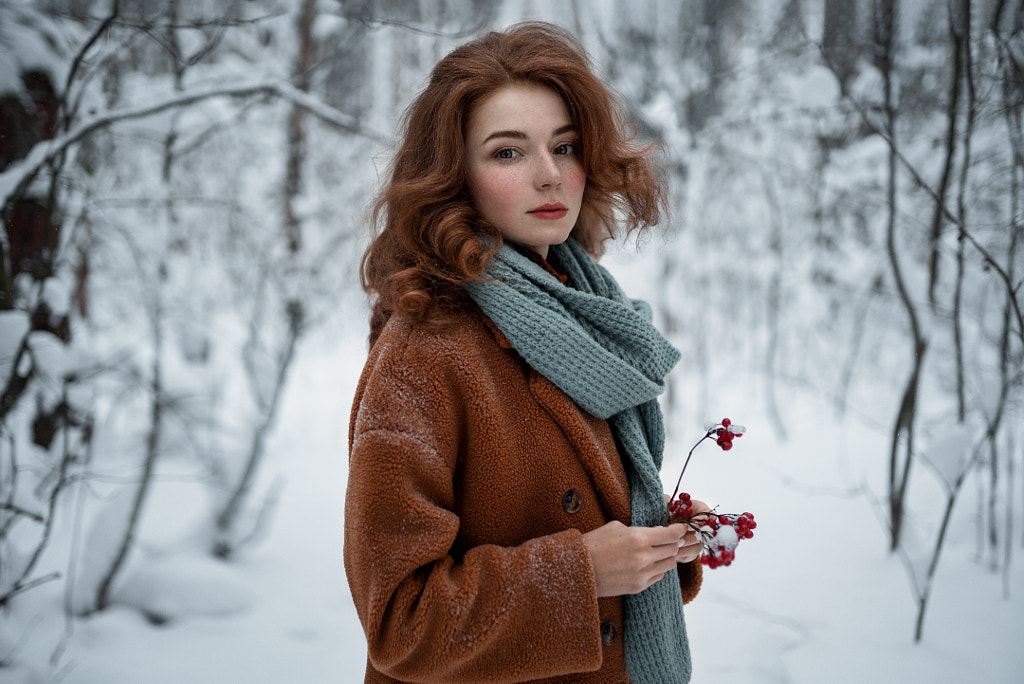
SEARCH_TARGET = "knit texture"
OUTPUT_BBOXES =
[464,238,692,683]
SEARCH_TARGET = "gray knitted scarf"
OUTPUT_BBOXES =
[464,238,692,683]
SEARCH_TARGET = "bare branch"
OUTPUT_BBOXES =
[336,12,487,39]
[0,80,388,208]
[0,572,61,607]
[59,2,121,132]
[0,502,45,523]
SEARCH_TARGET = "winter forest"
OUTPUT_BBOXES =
[1,0,1022,682]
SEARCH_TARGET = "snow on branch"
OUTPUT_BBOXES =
[0,79,388,208]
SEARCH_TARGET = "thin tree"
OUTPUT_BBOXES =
[926,0,964,311]
[950,0,974,426]
[93,278,165,612]
[872,0,928,551]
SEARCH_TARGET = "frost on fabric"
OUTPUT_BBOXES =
[520,535,588,630]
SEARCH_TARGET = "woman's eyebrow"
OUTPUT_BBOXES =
[482,129,526,144]
[481,124,576,145]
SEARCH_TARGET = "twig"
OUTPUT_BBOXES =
[669,429,715,505]
[0,571,61,606]
[0,502,45,523]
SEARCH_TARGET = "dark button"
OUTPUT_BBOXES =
[600,620,618,645]
[562,489,582,513]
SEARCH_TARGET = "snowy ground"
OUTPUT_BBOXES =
[5,272,1023,684]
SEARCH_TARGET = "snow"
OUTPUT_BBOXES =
[4,308,1021,683]
[0,2,68,94]
[707,522,738,549]
[116,554,256,623]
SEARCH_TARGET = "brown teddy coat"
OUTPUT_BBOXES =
[344,304,702,683]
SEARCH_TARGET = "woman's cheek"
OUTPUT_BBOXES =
[567,166,586,193]
[487,174,524,216]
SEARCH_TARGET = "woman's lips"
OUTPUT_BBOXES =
[529,204,568,220]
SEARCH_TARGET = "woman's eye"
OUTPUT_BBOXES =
[494,147,520,160]
[554,142,577,156]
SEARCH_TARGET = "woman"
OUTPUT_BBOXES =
[345,22,706,683]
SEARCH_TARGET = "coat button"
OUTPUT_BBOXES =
[600,620,618,645]
[562,489,582,513]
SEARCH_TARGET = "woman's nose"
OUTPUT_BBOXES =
[534,153,561,189]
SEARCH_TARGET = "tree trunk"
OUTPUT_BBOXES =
[284,0,317,254]
[823,0,860,89]
[952,0,975,424]
[872,0,929,552]
[761,170,788,439]
[926,2,964,310]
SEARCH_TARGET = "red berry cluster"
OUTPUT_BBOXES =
[666,500,757,568]
[667,491,694,518]
[714,418,744,451]
[665,418,756,570]
[696,511,756,568]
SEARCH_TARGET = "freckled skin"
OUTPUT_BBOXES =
[464,84,586,260]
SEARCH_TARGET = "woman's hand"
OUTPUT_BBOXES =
[582,520,690,597]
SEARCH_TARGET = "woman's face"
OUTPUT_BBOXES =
[464,83,586,259]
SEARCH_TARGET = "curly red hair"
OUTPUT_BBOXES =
[362,21,667,342]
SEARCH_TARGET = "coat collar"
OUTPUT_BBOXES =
[480,310,515,349]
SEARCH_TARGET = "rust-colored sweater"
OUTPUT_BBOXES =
[344,305,702,683]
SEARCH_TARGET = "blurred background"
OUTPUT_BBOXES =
[1,0,1021,681]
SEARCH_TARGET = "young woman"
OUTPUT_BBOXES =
[345,21,707,683]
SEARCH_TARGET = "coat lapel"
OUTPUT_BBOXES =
[528,370,632,525]
[481,309,632,524]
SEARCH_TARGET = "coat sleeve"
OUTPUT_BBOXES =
[343,325,604,682]
[678,556,703,605]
